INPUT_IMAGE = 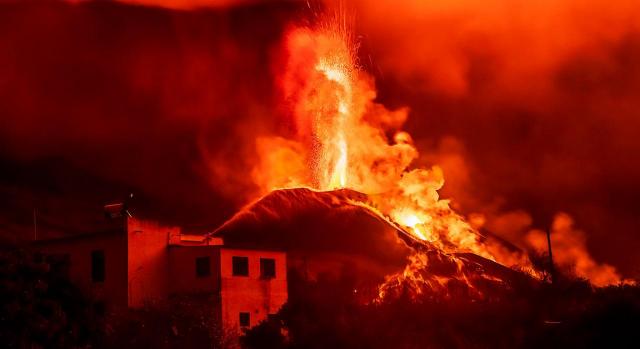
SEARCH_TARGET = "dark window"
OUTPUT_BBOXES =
[196,256,211,277]
[260,258,276,279]
[239,312,250,327]
[91,250,105,282]
[232,256,249,276]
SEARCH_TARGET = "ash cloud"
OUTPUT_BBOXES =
[347,0,640,277]
[1,0,639,279]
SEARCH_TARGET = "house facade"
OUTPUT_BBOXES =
[32,214,287,331]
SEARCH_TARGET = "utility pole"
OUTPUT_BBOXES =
[546,228,554,284]
[33,208,37,241]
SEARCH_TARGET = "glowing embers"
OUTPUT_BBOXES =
[277,23,522,265]
[253,19,548,301]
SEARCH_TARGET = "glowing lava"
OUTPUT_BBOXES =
[248,20,544,298]
[249,13,628,297]
[315,60,352,189]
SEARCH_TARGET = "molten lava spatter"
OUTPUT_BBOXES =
[249,18,543,299]
[211,188,536,301]
[315,59,351,189]
[247,13,630,297]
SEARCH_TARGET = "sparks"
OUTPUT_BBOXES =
[315,61,352,189]
[255,17,549,300]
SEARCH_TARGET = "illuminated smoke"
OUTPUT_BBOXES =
[526,213,631,286]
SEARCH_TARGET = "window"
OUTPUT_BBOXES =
[196,257,211,278]
[239,312,250,327]
[260,258,276,279]
[91,250,105,282]
[232,256,249,276]
[196,256,211,277]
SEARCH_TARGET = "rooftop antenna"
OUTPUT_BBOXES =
[104,193,135,219]
[125,193,134,217]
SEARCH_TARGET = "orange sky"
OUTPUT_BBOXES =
[1,0,639,278]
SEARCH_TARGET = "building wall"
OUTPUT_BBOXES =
[33,232,128,308]
[32,217,290,332]
[126,218,178,308]
[219,248,287,330]
[168,246,221,296]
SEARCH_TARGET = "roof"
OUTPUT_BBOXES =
[31,227,124,246]
[168,234,224,247]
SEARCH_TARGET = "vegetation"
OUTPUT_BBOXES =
[0,247,232,349]
[0,247,99,348]
[243,269,640,349]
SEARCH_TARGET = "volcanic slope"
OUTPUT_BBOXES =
[211,188,536,298]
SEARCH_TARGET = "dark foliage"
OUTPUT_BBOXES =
[102,295,233,349]
[3,245,639,348]
[0,247,100,348]
[243,268,640,349]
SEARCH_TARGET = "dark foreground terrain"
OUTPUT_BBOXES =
[1,246,639,349]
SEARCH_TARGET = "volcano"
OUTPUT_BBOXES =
[211,188,536,299]
[211,188,410,280]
